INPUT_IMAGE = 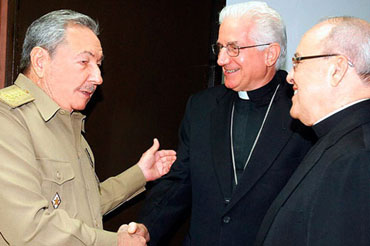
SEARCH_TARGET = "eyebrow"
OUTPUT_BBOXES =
[78,51,104,62]
[216,41,239,46]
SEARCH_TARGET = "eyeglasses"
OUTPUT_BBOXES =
[212,43,271,57]
[292,54,354,70]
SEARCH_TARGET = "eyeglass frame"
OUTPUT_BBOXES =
[292,53,354,70]
[211,42,271,57]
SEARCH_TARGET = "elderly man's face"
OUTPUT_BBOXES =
[43,24,103,111]
[216,16,269,91]
[286,25,335,126]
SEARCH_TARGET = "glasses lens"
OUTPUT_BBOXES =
[227,44,239,57]
[212,44,220,56]
[292,56,299,68]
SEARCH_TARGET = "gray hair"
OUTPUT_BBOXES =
[320,16,370,82]
[20,9,99,72]
[219,1,287,70]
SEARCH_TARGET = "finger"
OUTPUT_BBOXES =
[160,165,171,176]
[147,138,160,155]
[159,155,177,163]
[158,160,174,175]
[118,224,128,232]
[127,222,138,234]
[156,150,176,157]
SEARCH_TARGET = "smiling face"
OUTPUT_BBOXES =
[217,16,271,91]
[286,24,335,126]
[40,24,103,111]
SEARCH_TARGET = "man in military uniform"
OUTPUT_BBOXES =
[0,9,176,246]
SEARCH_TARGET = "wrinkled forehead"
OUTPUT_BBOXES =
[218,16,254,43]
[296,23,333,55]
[63,24,103,54]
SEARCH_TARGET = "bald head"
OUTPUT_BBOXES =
[286,16,370,126]
[316,17,370,82]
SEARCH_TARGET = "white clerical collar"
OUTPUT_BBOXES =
[314,98,370,125]
[238,91,250,100]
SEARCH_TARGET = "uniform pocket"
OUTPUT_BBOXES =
[37,159,78,217]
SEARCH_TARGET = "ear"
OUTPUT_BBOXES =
[264,43,281,67]
[329,55,348,87]
[29,47,50,78]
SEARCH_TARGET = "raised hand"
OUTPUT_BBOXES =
[137,138,176,181]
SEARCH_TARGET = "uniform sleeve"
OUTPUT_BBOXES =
[0,107,117,246]
[99,164,146,215]
[137,96,194,245]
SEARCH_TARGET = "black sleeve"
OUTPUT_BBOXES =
[137,97,194,245]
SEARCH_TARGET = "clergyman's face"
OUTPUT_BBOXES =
[286,25,334,126]
[216,16,268,91]
[43,24,103,111]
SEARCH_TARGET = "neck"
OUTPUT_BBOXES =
[246,69,277,92]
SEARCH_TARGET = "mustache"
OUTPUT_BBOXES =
[80,84,96,93]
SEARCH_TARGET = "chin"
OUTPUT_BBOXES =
[224,81,240,91]
[289,108,298,119]
[294,113,312,126]
[72,103,88,111]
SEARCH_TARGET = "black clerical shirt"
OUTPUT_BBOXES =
[232,76,281,186]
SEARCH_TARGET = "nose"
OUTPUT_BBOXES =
[90,64,103,85]
[217,47,230,66]
[286,68,294,85]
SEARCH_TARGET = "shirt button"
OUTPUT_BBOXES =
[223,216,231,224]
[56,171,61,180]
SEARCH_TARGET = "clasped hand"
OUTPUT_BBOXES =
[117,222,149,246]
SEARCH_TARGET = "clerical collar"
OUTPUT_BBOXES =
[238,91,249,100]
[312,99,370,138]
[236,70,283,105]
[313,98,369,125]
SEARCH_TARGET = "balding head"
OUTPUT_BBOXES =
[286,17,370,126]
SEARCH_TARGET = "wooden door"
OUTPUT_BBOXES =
[3,0,224,244]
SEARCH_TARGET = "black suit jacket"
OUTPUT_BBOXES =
[139,71,315,245]
[255,100,370,246]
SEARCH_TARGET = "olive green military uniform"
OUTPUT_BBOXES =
[0,74,146,245]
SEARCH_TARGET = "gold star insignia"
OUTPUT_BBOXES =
[52,192,61,209]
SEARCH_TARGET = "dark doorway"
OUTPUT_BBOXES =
[6,0,224,244]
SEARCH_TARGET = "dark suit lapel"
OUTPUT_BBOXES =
[254,102,370,246]
[225,84,294,212]
[210,90,236,201]
[253,138,328,246]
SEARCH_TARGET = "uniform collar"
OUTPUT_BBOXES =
[14,74,85,127]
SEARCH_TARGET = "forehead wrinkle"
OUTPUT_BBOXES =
[77,51,104,62]
[299,23,334,54]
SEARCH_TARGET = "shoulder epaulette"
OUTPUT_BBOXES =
[0,85,35,108]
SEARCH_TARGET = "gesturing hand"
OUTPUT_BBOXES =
[137,138,176,181]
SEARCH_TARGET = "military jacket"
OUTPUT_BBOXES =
[0,74,146,245]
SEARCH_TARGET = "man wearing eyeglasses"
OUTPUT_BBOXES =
[130,2,315,245]
[255,17,370,246]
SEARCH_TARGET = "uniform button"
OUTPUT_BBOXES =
[56,171,61,180]
[59,110,66,115]
[223,216,231,224]
[224,199,230,205]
